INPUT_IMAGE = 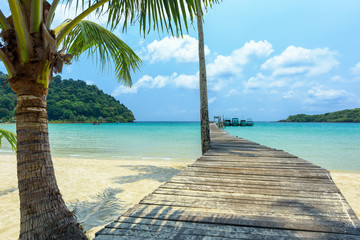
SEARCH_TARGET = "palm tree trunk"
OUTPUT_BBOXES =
[15,79,86,239]
[197,6,211,154]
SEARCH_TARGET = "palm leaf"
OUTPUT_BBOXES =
[0,129,17,152]
[61,0,219,37]
[61,20,142,86]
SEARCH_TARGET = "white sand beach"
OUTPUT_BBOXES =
[330,170,360,219]
[1,154,359,239]
[0,154,192,239]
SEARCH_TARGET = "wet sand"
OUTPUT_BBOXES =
[1,154,359,239]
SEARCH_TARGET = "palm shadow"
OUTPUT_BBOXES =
[112,165,183,184]
[67,187,125,232]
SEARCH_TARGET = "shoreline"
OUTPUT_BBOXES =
[1,155,359,239]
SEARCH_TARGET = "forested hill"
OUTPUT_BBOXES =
[0,72,135,123]
[280,108,360,122]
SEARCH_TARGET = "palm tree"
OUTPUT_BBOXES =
[197,2,211,154]
[0,128,17,151]
[0,0,215,239]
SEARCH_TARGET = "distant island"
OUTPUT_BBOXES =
[0,72,135,123]
[280,108,360,122]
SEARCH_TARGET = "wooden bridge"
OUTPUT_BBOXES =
[95,123,360,239]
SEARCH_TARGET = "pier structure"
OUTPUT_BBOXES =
[95,123,360,239]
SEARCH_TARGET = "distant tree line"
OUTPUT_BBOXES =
[280,108,360,122]
[0,72,135,123]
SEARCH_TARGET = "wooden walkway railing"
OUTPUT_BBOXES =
[95,123,360,239]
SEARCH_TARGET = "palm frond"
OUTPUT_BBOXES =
[30,0,43,33]
[8,0,32,63]
[54,19,72,35]
[46,0,61,29]
[61,0,219,37]
[0,10,11,30]
[0,129,17,152]
[61,20,141,86]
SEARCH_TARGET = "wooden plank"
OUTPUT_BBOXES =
[170,174,335,186]
[158,182,342,199]
[196,157,319,165]
[140,194,346,215]
[204,150,297,158]
[141,195,347,216]
[121,204,359,235]
[186,166,330,178]
[197,156,313,164]
[95,123,360,239]
[167,179,340,193]
[190,162,324,170]
[169,175,337,188]
[96,218,360,240]
[102,217,360,240]
[177,171,333,184]
[152,189,342,204]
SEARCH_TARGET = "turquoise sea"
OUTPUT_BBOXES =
[1,122,359,171]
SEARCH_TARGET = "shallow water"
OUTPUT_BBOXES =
[0,122,201,161]
[225,122,360,171]
[1,121,359,170]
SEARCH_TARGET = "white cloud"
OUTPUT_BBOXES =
[208,97,217,104]
[144,35,210,63]
[85,80,95,85]
[211,79,228,91]
[243,73,266,91]
[331,75,346,83]
[282,90,295,99]
[115,40,273,95]
[261,46,338,77]
[225,89,240,97]
[305,86,349,104]
[173,74,199,89]
[112,74,173,95]
[351,62,360,75]
[112,72,199,95]
[207,40,273,78]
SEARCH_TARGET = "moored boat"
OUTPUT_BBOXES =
[240,120,246,126]
[246,119,254,126]
[232,118,239,126]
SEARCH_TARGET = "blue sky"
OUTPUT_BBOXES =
[1,0,360,121]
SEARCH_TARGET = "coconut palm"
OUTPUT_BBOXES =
[0,128,17,151]
[196,2,211,154]
[0,0,215,239]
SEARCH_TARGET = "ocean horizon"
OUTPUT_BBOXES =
[1,121,359,171]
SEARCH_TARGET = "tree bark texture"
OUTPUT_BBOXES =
[197,7,211,155]
[14,79,87,240]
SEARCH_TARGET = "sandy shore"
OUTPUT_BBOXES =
[330,170,360,218]
[0,154,192,239]
[1,154,359,239]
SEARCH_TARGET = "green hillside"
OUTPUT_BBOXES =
[280,108,360,122]
[0,72,135,123]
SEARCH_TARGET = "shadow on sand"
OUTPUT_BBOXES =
[111,165,183,184]
[67,187,125,232]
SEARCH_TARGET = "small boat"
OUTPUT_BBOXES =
[92,122,101,125]
[224,119,232,126]
[246,119,254,126]
[232,118,239,126]
[240,120,246,126]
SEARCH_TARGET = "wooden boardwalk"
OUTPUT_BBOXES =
[95,123,360,239]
